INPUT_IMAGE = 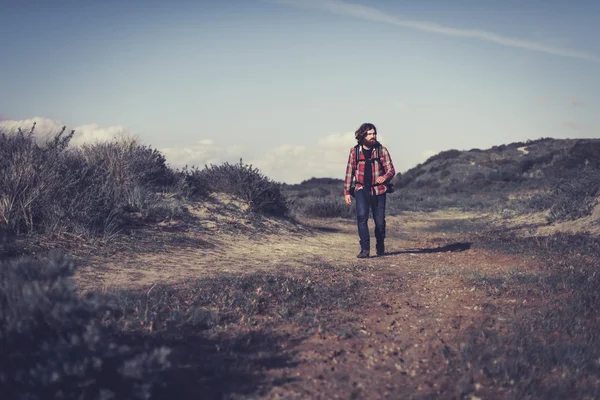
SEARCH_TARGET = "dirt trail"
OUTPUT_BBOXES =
[75,211,542,398]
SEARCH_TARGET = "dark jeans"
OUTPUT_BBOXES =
[355,188,386,250]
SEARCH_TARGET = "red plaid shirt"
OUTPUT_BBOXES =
[344,144,396,196]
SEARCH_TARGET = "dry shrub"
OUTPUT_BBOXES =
[197,160,290,217]
[292,196,354,219]
[0,124,181,237]
[0,253,170,399]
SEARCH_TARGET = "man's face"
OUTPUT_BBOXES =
[364,129,377,146]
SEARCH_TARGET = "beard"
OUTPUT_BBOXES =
[363,138,378,148]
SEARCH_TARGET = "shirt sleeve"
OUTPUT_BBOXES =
[343,148,354,195]
[380,146,396,181]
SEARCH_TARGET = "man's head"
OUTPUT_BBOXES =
[355,122,378,147]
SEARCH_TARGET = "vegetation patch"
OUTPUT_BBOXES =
[454,230,600,399]
[0,253,170,399]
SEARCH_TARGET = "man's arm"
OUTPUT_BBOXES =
[381,146,396,181]
[343,148,354,196]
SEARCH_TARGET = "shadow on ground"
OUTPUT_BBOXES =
[120,330,302,399]
[306,225,344,233]
[382,242,472,256]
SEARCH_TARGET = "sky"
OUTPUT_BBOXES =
[1,0,599,183]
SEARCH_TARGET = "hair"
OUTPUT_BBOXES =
[355,123,377,144]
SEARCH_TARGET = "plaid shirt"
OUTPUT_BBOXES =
[344,144,396,196]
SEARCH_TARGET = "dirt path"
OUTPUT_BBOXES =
[75,211,542,399]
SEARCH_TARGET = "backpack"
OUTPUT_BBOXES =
[350,144,394,197]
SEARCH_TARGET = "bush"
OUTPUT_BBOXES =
[293,197,354,219]
[0,124,73,234]
[172,165,212,199]
[80,139,175,191]
[546,170,600,222]
[423,149,461,164]
[199,160,290,217]
[0,125,183,237]
[0,253,170,399]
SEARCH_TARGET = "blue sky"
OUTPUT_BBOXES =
[1,0,598,183]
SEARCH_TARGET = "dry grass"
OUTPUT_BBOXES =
[5,194,600,398]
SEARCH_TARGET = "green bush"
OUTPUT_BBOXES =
[0,253,170,399]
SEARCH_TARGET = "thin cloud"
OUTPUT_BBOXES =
[536,96,550,103]
[270,0,600,63]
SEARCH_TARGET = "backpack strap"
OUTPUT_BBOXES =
[353,144,386,187]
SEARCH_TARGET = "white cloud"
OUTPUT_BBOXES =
[270,0,600,63]
[0,117,133,146]
[249,131,358,183]
[0,117,65,140]
[160,140,246,169]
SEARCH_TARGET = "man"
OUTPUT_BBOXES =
[344,123,396,258]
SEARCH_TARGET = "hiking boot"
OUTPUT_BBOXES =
[376,242,385,256]
[357,249,370,258]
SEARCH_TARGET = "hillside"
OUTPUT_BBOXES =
[393,137,600,192]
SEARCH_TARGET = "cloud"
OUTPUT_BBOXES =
[249,131,358,183]
[0,117,65,139]
[160,140,246,168]
[536,96,549,103]
[69,124,133,146]
[270,0,600,63]
[0,117,133,146]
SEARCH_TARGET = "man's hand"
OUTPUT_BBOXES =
[375,176,387,185]
[344,194,352,205]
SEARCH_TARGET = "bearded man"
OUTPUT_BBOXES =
[344,123,396,258]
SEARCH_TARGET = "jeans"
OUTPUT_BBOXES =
[355,188,386,250]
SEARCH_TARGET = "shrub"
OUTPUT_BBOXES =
[0,125,182,237]
[294,197,354,219]
[546,170,600,222]
[80,138,175,191]
[200,160,289,217]
[172,165,212,199]
[0,253,170,399]
[0,124,73,234]
[423,149,461,164]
